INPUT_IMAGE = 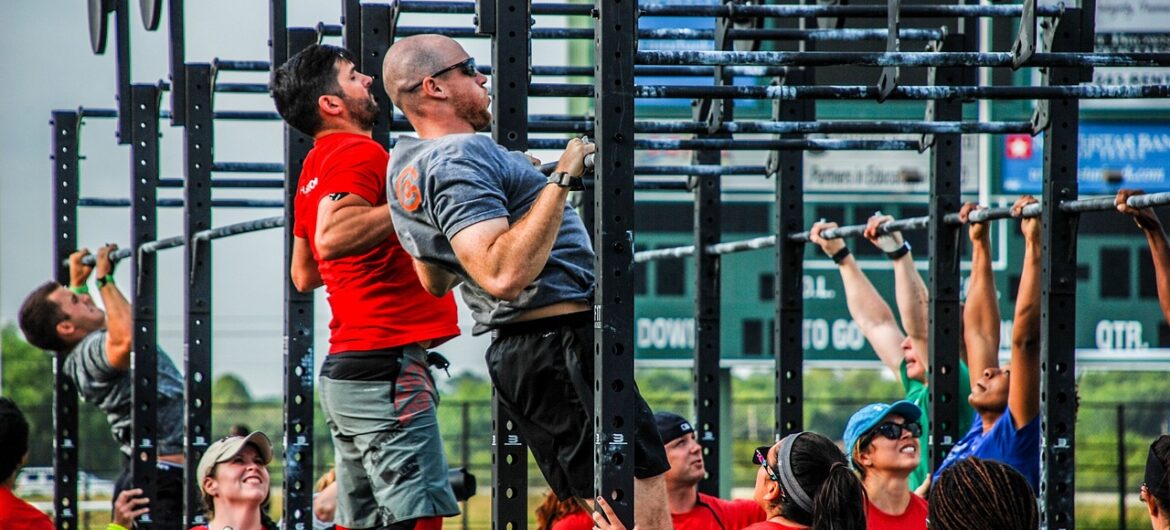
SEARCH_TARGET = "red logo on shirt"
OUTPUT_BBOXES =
[396,166,422,212]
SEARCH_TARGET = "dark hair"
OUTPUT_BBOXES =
[18,281,69,352]
[0,398,31,481]
[271,44,357,136]
[765,432,867,530]
[535,490,583,530]
[928,457,1038,530]
[1147,435,1170,514]
[852,431,877,481]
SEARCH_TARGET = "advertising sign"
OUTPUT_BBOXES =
[1001,122,1170,194]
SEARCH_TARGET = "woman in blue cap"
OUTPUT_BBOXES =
[842,400,927,530]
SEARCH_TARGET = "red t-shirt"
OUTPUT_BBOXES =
[293,133,459,353]
[551,510,594,530]
[865,494,928,530]
[674,494,766,530]
[742,520,805,530]
[0,488,54,530]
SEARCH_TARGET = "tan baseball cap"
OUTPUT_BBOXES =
[197,432,274,487]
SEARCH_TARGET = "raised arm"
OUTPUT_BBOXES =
[313,193,395,261]
[1117,189,1170,325]
[960,203,1001,391]
[809,221,907,378]
[93,245,133,371]
[865,214,930,375]
[1008,195,1042,428]
[448,138,594,301]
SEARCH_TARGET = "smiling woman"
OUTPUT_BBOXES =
[842,401,929,530]
[193,432,277,530]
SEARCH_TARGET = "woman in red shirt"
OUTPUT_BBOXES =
[842,401,928,530]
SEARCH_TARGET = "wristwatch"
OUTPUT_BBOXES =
[547,171,585,191]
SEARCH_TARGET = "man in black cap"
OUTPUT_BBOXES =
[655,412,765,530]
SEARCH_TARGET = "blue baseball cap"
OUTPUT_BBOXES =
[842,400,923,467]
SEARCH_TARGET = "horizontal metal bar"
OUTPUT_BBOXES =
[214,111,282,120]
[635,192,1170,262]
[78,198,283,208]
[210,162,284,173]
[396,1,590,14]
[637,50,1170,68]
[316,23,343,37]
[526,137,919,151]
[634,165,764,176]
[212,59,271,72]
[157,178,285,188]
[394,26,943,42]
[72,216,285,266]
[791,192,1170,242]
[530,83,1170,100]
[637,3,1062,18]
[527,65,788,77]
[193,216,284,242]
[74,109,280,121]
[214,83,270,93]
[525,119,1033,135]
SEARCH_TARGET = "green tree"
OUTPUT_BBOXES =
[1,323,54,465]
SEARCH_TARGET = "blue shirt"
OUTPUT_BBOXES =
[932,407,1040,492]
[386,134,595,334]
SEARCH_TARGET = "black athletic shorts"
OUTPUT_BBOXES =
[485,311,670,500]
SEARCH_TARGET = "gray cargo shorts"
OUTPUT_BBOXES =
[318,345,459,528]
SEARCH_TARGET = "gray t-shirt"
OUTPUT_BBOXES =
[63,331,185,456]
[387,134,594,333]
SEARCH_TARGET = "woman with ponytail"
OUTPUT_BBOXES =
[742,432,867,530]
[1142,435,1170,530]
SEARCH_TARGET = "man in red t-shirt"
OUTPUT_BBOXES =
[655,412,766,530]
[0,398,53,530]
[273,44,461,530]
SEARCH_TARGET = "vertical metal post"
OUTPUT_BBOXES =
[461,401,471,530]
[595,0,637,523]
[361,3,393,150]
[692,147,721,496]
[282,27,318,530]
[925,32,967,472]
[690,1,732,496]
[269,0,288,75]
[183,63,214,528]
[342,0,363,64]
[167,0,186,126]
[129,83,162,529]
[115,0,132,144]
[51,110,81,530]
[1038,6,1089,528]
[1118,404,1127,530]
[487,0,530,524]
[770,66,811,437]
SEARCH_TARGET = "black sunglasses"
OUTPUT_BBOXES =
[872,421,923,440]
[405,57,478,92]
[753,445,780,482]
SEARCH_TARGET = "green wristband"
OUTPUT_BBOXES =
[107,524,130,530]
[97,275,115,288]
[70,284,89,295]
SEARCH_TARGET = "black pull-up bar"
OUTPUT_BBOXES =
[68,216,284,267]
[633,192,1170,263]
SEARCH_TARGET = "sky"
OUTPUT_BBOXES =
[0,1,569,397]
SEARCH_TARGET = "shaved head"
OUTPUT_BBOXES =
[383,34,465,110]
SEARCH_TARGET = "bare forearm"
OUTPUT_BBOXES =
[317,206,395,260]
[480,186,569,297]
[1012,241,1042,353]
[101,285,133,364]
[839,259,898,332]
[1144,228,1170,324]
[964,236,1000,376]
[892,255,929,342]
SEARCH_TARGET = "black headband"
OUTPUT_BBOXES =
[1146,441,1170,501]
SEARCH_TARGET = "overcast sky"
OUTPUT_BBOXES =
[0,1,569,397]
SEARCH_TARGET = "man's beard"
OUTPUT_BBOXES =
[345,93,380,131]
[454,90,492,132]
